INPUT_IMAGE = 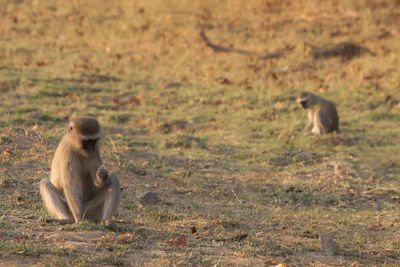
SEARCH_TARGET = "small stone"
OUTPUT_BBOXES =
[117,114,131,123]
[139,191,160,205]
[319,232,340,255]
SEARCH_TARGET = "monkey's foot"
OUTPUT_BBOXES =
[101,219,116,229]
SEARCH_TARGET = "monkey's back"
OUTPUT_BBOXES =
[50,135,75,190]
[319,99,339,132]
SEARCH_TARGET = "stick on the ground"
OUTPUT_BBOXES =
[200,31,284,60]
[215,233,248,242]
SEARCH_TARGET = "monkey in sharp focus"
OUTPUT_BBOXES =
[297,92,339,135]
[40,117,120,226]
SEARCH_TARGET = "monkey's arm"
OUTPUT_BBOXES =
[83,169,114,216]
[303,111,314,133]
[83,186,107,214]
[62,167,84,223]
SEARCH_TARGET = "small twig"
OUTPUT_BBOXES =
[215,233,248,242]
[108,137,118,152]
[231,189,242,203]
[200,31,284,60]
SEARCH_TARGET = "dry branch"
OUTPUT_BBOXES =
[200,31,284,60]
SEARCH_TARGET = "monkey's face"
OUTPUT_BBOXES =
[81,138,99,157]
[298,92,314,109]
[299,99,309,109]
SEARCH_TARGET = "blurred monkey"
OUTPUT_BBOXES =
[297,92,339,135]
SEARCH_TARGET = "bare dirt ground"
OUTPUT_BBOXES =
[0,0,400,266]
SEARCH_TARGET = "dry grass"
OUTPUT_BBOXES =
[0,0,400,266]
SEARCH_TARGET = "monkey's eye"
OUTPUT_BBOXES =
[69,126,73,132]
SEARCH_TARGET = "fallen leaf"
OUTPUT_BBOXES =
[140,23,150,31]
[64,92,78,99]
[129,95,142,104]
[2,150,15,157]
[191,226,197,234]
[219,78,231,85]
[367,223,383,231]
[113,96,142,107]
[36,61,47,67]
[117,233,134,244]
[141,161,149,167]
[167,235,186,247]
[87,78,96,84]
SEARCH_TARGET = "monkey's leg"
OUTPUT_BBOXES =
[311,112,325,135]
[84,174,120,222]
[304,121,313,133]
[40,179,73,221]
[320,110,335,133]
[101,174,120,221]
[303,112,314,134]
[311,125,322,135]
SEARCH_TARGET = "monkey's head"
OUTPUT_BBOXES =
[69,117,101,157]
[297,91,316,109]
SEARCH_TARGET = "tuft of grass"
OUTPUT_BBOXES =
[0,240,46,256]
[63,220,107,232]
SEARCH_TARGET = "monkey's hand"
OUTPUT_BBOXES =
[95,167,110,188]
[97,168,108,181]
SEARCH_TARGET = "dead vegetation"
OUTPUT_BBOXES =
[0,0,400,266]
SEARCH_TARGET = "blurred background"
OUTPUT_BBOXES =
[1,0,400,266]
